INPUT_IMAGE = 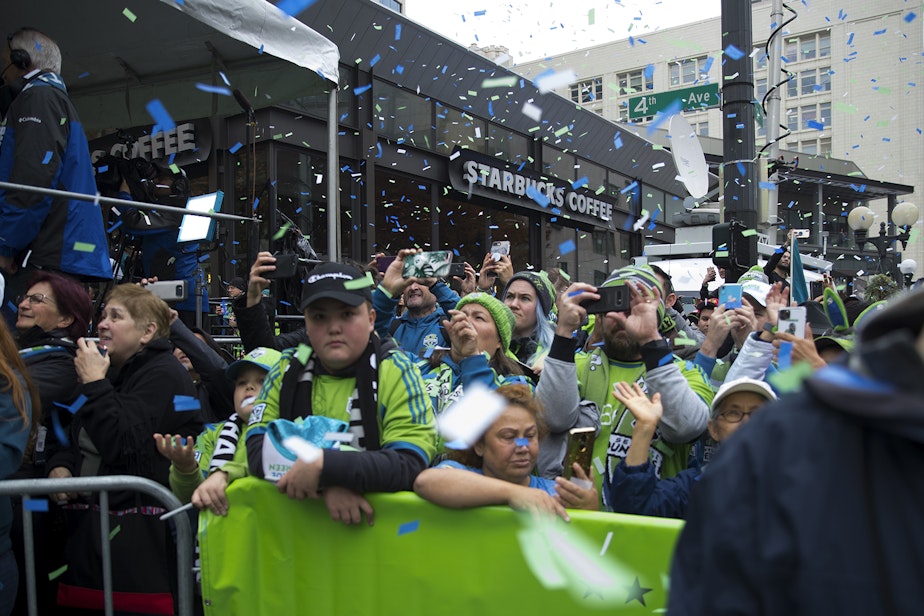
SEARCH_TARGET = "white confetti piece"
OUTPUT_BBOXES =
[535,69,578,94]
[282,436,322,464]
[437,384,506,447]
[522,101,543,122]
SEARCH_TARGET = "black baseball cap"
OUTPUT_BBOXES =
[299,262,372,311]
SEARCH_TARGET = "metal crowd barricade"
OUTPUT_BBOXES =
[0,475,194,616]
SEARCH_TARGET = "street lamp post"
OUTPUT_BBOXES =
[847,202,919,276]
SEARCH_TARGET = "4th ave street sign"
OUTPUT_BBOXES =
[628,83,720,119]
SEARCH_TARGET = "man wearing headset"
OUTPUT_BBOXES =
[0,28,111,321]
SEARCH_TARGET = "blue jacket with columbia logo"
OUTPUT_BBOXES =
[0,71,111,280]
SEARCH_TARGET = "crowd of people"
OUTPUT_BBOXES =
[0,25,923,616]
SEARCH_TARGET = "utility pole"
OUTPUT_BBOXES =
[765,0,784,245]
[720,0,759,269]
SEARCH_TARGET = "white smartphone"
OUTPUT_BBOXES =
[146,280,188,302]
[778,306,807,337]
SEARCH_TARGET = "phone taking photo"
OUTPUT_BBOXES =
[719,283,743,309]
[778,306,807,337]
[562,427,596,485]
[579,284,630,314]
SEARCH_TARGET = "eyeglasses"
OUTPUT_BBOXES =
[16,293,56,306]
[717,409,753,423]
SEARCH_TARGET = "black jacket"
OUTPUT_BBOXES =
[47,338,202,494]
[15,326,80,474]
[669,289,924,615]
[233,295,308,352]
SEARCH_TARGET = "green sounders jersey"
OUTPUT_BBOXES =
[240,343,436,478]
[575,349,714,504]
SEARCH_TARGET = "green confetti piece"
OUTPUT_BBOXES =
[109,525,121,540]
[272,222,293,241]
[481,76,517,88]
[49,565,68,581]
[122,7,137,22]
[588,8,595,25]
[169,163,180,174]
[741,229,757,237]
[295,343,312,365]
[715,250,729,258]
[343,272,375,290]
[767,362,814,393]
[60,117,67,125]
[554,126,570,137]
[673,337,698,346]
[73,242,95,253]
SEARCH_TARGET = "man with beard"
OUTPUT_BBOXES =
[372,248,460,357]
[536,265,713,509]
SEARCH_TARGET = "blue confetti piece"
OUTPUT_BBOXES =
[107,220,123,234]
[97,165,109,174]
[42,151,53,165]
[759,181,776,190]
[904,12,916,23]
[620,181,638,195]
[643,64,655,79]
[703,57,714,73]
[724,44,745,60]
[276,0,316,16]
[369,54,381,67]
[514,437,529,447]
[6,301,17,314]
[398,520,420,535]
[873,28,886,36]
[258,44,265,54]
[353,84,372,95]
[24,499,49,513]
[78,71,90,79]
[173,395,201,412]
[376,143,383,158]
[736,162,746,176]
[395,64,404,75]
[50,407,68,447]
[645,99,682,136]
[195,83,232,96]
[807,120,825,130]
[253,197,260,211]
[572,177,588,189]
[777,341,793,370]
[567,290,585,297]
[558,239,576,255]
[54,394,87,415]
[657,352,674,367]
[395,24,402,40]
[228,142,243,154]
[525,185,550,207]
[198,254,210,262]
[423,347,435,359]
[846,32,855,46]
[144,99,176,132]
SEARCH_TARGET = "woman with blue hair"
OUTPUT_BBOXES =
[501,271,557,375]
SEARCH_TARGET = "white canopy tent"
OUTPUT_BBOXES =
[6,0,342,258]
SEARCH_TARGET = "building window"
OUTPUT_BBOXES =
[819,137,832,156]
[570,77,603,104]
[782,31,831,64]
[617,70,653,95]
[377,0,402,12]
[670,56,708,87]
[787,108,798,132]
[787,74,798,98]
[756,77,768,101]
[800,70,817,96]
[820,102,831,127]
[819,67,832,92]
[801,105,817,130]
[755,49,769,70]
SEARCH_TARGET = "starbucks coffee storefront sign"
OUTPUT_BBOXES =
[448,147,616,226]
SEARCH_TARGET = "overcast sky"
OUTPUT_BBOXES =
[404,0,722,62]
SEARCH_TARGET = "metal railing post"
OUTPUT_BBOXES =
[0,476,194,616]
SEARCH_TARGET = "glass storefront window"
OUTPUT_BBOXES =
[487,124,529,164]
[435,103,487,154]
[374,171,433,254]
[281,65,356,128]
[544,223,577,278]
[542,145,574,181]
[574,158,607,195]
[437,195,487,269]
[489,208,531,275]
[374,81,433,150]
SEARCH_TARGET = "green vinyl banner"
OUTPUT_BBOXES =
[199,478,682,614]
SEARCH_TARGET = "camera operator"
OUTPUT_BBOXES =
[95,149,208,328]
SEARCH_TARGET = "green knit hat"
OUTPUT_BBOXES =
[455,292,516,353]
[603,264,676,335]
[502,270,557,319]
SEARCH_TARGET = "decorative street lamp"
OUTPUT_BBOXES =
[899,259,917,288]
[847,202,919,275]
